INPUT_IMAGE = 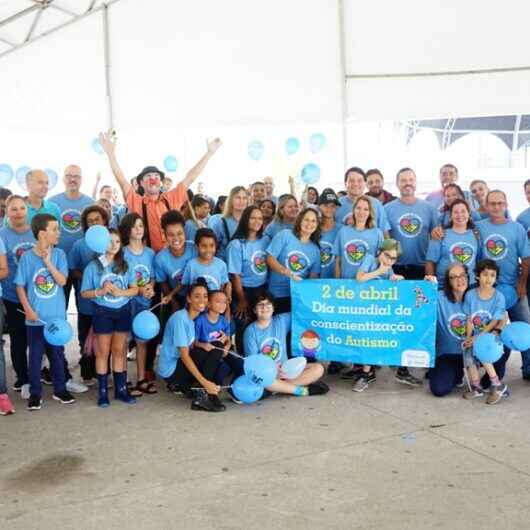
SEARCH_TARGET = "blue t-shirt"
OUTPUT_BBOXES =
[264,220,294,240]
[425,229,479,287]
[436,293,467,356]
[333,225,384,279]
[384,198,439,265]
[158,308,195,378]
[266,230,321,298]
[182,257,229,291]
[0,226,35,303]
[463,288,506,336]
[335,195,390,232]
[26,199,61,224]
[184,219,206,244]
[80,259,136,309]
[49,192,93,255]
[14,247,68,326]
[110,204,127,229]
[516,207,530,241]
[154,243,197,292]
[227,237,268,287]
[243,313,291,364]
[319,223,342,279]
[358,254,393,279]
[68,238,97,315]
[209,215,238,261]
[195,312,231,343]
[124,246,156,308]
[475,219,530,286]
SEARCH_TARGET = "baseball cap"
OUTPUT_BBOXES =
[318,188,340,206]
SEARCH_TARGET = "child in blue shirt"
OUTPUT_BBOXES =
[462,259,507,405]
[14,213,74,410]
[81,228,139,407]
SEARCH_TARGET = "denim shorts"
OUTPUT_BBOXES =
[93,303,132,334]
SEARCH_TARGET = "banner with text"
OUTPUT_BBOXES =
[291,279,437,367]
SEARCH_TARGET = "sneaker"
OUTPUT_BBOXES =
[82,378,96,387]
[20,384,30,400]
[97,396,110,408]
[340,365,363,380]
[486,384,509,405]
[191,390,223,412]
[209,394,226,411]
[12,380,23,392]
[40,367,52,385]
[352,372,376,393]
[0,393,15,415]
[327,362,342,375]
[463,387,485,400]
[308,381,330,395]
[66,379,89,394]
[52,390,76,404]
[395,369,423,387]
[227,388,243,405]
[27,395,42,411]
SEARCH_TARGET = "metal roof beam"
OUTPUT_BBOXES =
[0,4,41,29]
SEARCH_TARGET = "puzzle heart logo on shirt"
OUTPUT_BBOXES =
[398,214,422,237]
[319,241,333,268]
[251,250,267,275]
[449,314,467,339]
[471,310,492,333]
[286,251,309,273]
[485,235,507,259]
[345,239,367,265]
[61,209,82,233]
[32,268,57,299]
[101,272,126,304]
[260,337,281,361]
[451,243,474,265]
[13,242,34,264]
[133,264,151,287]
[171,268,184,285]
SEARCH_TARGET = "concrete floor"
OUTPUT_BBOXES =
[2,318,530,530]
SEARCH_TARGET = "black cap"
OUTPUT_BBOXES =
[318,188,340,206]
[136,166,165,182]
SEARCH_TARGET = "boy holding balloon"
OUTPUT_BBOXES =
[462,259,508,405]
[14,213,75,411]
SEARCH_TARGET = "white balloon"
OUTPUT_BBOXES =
[281,357,307,379]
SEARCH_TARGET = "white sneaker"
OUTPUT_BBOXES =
[66,379,89,394]
[21,384,30,400]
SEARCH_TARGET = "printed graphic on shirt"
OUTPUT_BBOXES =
[133,264,151,287]
[320,241,333,268]
[470,310,492,333]
[341,212,353,226]
[61,209,82,233]
[251,250,267,275]
[33,268,57,299]
[450,242,474,265]
[260,337,281,361]
[171,268,184,284]
[101,272,126,304]
[448,313,467,339]
[285,251,310,274]
[344,239,367,265]
[484,234,508,260]
[13,242,34,264]
[398,214,422,238]
[208,330,223,341]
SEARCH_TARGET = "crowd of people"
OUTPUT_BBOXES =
[0,131,529,415]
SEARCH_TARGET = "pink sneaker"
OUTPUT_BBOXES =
[0,393,15,415]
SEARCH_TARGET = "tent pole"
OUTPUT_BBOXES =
[103,3,114,131]
[337,0,348,171]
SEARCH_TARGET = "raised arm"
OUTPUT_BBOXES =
[91,172,102,200]
[99,130,131,200]
[180,138,223,190]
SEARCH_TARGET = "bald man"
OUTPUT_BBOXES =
[24,169,61,224]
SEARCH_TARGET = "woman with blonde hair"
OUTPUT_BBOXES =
[263,194,299,239]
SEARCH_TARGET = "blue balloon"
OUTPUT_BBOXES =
[300,163,321,185]
[500,322,530,351]
[285,137,300,156]
[44,318,73,346]
[496,283,518,310]
[163,155,178,172]
[309,133,326,153]
[248,140,264,162]
[15,166,31,190]
[231,375,264,404]
[92,138,104,155]
[243,354,277,387]
[0,164,13,186]
[45,168,58,190]
[85,225,111,254]
[473,332,503,364]
[132,310,160,341]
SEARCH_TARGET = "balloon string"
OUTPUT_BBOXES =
[190,385,232,391]
[150,300,164,312]
[17,308,47,326]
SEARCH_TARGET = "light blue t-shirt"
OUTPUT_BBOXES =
[426,229,479,287]
[184,219,206,244]
[14,247,68,325]
[266,230,321,298]
[154,243,197,292]
[158,308,195,378]
[0,226,35,303]
[319,223,342,279]
[436,292,467,356]
[358,254,394,279]
[25,199,61,225]
[335,195,390,232]
[124,246,156,308]
[227,237,268,288]
[475,219,530,286]
[49,192,94,255]
[80,259,136,309]
[333,225,384,279]
[263,220,294,240]
[195,312,231,343]
[182,257,229,291]
[208,215,238,261]
[463,288,505,335]
[68,238,96,315]
[384,198,439,265]
[243,312,291,364]
[516,207,530,240]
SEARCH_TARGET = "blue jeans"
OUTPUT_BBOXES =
[508,296,530,375]
[0,301,6,394]
[429,354,464,397]
[27,326,66,397]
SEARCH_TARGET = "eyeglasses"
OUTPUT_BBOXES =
[449,273,467,281]
[382,251,398,262]
[256,302,273,309]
